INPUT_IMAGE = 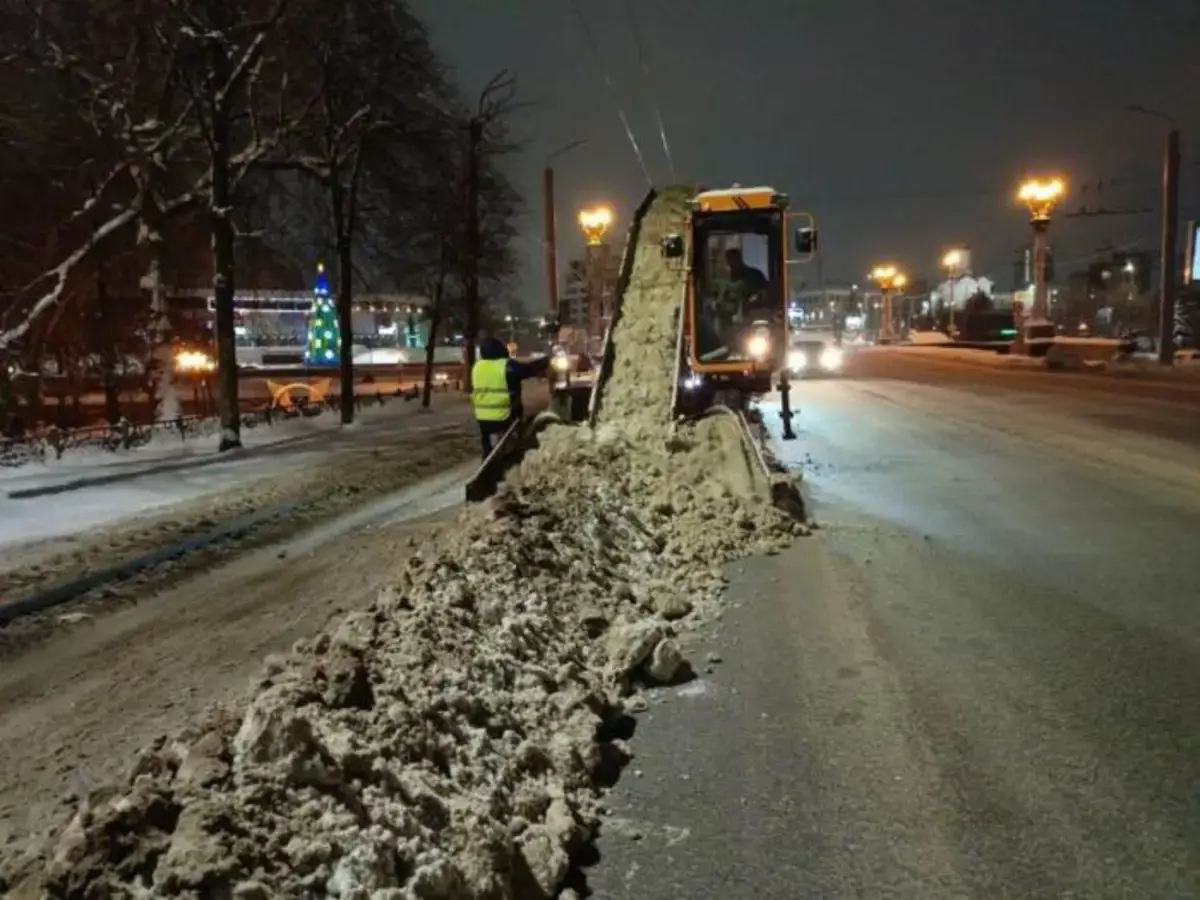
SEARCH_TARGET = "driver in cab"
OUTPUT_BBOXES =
[701,249,771,360]
[721,248,767,307]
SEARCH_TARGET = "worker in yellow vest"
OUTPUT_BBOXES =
[471,336,550,459]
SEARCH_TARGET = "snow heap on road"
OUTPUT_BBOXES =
[1,188,805,899]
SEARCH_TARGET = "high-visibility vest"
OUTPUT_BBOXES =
[471,359,512,422]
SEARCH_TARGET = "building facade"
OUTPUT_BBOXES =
[559,246,620,340]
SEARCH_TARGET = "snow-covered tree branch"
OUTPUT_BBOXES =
[0,0,527,438]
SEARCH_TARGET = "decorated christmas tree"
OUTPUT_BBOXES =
[305,263,340,365]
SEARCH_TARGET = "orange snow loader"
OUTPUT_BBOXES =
[660,185,816,438]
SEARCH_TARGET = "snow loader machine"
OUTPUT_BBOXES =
[464,185,813,520]
[660,185,817,435]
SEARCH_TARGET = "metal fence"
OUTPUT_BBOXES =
[0,380,448,469]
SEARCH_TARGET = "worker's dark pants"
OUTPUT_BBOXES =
[477,417,513,460]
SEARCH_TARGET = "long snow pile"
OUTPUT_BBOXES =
[0,188,804,899]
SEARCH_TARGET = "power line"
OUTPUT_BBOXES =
[622,0,676,181]
[1049,236,1158,271]
[570,0,653,187]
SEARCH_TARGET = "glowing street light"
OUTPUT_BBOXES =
[578,204,616,348]
[869,264,907,342]
[869,264,905,291]
[1016,176,1066,332]
[577,205,614,246]
[1017,177,1066,224]
[174,350,215,374]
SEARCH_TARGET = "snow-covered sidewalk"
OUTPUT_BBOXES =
[0,395,469,553]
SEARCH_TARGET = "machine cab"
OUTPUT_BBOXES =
[663,186,816,386]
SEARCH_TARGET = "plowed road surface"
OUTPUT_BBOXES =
[590,352,1200,899]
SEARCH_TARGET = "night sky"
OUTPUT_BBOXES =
[411,0,1200,303]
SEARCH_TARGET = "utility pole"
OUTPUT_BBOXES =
[542,165,558,330]
[1159,127,1181,365]
[1127,105,1181,365]
[463,118,483,389]
[541,140,586,339]
[869,265,907,344]
[577,205,614,356]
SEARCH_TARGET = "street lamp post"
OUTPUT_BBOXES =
[542,140,587,338]
[1017,177,1066,335]
[1123,260,1137,331]
[578,205,614,353]
[942,248,966,335]
[1127,105,1181,365]
[869,264,907,343]
[894,274,909,337]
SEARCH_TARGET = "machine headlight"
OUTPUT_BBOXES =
[551,355,569,372]
[819,347,844,370]
[746,333,771,359]
[683,374,703,391]
[787,349,807,371]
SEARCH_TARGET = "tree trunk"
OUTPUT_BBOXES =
[24,324,47,429]
[462,120,483,391]
[421,257,448,409]
[336,236,354,424]
[212,191,239,447]
[96,275,121,424]
[209,46,240,450]
[331,149,365,426]
[330,175,354,425]
[22,376,39,432]
[144,233,178,420]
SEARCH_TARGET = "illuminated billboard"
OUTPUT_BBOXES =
[1187,221,1200,284]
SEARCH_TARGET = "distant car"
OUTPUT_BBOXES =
[787,339,844,377]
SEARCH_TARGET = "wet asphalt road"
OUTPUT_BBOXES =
[586,352,1200,900]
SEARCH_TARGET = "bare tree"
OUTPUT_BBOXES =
[458,71,525,386]
[0,0,202,357]
[403,115,520,408]
[166,0,309,449]
[0,0,524,441]
[271,0,445,423]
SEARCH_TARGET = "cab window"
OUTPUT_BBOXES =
[692,213,783,362]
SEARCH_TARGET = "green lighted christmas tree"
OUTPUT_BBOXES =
[305,263,340,365]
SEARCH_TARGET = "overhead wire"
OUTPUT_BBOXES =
[570,0,654,187]
[622,0,676,181]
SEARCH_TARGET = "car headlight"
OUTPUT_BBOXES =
[745,333,771,359]
[787,349,807,371]
[819,347,844,370]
